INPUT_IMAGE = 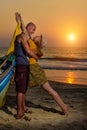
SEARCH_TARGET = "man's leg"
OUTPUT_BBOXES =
[16,92,24,117]
[22,94,27,112]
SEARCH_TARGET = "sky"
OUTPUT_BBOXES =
[0,0,87,47]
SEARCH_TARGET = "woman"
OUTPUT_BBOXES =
[15,12,68,115]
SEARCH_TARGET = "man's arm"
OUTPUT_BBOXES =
[15,12,38,60]
[20,33,38,60]
[15,12,29,40]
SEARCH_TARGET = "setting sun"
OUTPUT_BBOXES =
[65,33,77,46]
[68,34,75,41]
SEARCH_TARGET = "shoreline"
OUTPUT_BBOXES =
[50,80,87,87]
[44,69,87,86]
[0,80,87,130]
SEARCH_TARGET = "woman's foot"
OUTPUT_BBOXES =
[62,104,68,115]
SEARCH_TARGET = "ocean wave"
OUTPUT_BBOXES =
[41,57,87,62]
[41,65,87,71]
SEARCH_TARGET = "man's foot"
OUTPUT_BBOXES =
[24,108,32,114]
[14,114,24,119]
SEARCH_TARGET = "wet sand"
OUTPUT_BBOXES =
[0,80,87,130]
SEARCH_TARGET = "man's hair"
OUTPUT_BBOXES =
[26,22,36,29]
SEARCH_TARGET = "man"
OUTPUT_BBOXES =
[14,14,38,119]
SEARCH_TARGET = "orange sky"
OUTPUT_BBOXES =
[0,0,87,47]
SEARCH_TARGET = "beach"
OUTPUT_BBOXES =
[0,80,87,130]
[0,47,87,130]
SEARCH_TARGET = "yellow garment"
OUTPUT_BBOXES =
[6,22,21,55]
[28,39,37,64]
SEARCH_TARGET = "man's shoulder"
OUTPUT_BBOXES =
[15,33,26,42]
[21,32,27,38]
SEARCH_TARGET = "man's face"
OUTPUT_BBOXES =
[27,25,36,35]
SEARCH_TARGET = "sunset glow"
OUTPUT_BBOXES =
[64,33,78,46]
[0,0,87,47]
[69,34,75,41]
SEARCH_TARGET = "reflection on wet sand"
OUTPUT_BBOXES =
[45,70,87,85]
[66,72,74,84]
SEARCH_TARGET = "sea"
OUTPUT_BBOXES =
[0,47,87,85]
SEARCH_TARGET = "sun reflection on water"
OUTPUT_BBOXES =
[66,72,74,84]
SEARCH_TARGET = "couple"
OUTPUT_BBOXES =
[14,13,68,119]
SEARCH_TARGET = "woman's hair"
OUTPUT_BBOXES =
[33,35,44,48]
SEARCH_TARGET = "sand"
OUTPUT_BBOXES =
[0,81,87,130]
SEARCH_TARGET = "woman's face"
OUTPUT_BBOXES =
[33,36,40,42]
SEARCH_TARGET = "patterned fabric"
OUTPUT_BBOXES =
[15,64,29,94]
[28,63,47,87]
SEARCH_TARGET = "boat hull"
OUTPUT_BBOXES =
[0,53,16,107]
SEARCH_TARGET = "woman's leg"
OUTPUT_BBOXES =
[42,81,68,114]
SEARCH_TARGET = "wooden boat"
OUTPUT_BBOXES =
[0,53,16,107]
